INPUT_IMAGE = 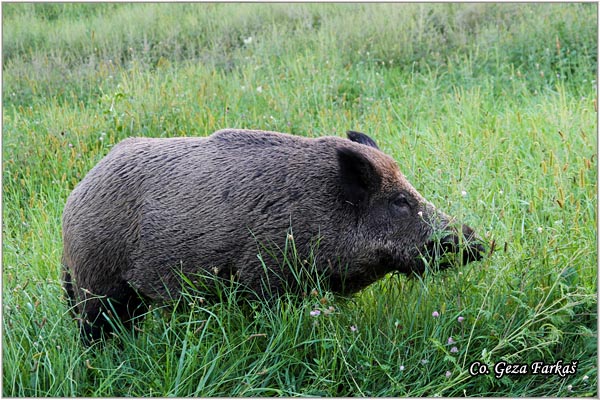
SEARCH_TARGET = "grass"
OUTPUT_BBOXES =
[2,3,597,397]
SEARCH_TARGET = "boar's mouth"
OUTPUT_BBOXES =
[413,225,487,274]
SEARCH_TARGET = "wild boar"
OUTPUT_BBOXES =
[62,129,485,342]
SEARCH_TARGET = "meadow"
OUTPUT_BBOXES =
[2,3,597,396]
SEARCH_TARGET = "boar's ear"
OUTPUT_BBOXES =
[347,130,380,150]
[337,147,382,206]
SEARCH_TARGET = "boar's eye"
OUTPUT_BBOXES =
[391,194,412,215]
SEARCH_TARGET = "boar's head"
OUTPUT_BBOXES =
[339,131,486,279]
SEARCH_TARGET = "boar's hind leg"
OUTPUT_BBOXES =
[62,265,77,316]
[77,281,149,345]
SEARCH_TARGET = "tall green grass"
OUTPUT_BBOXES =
[3,3,597,397]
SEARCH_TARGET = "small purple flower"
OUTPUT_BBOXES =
[432,311,440,318]
[450,346,459,353]
[399,365,405,371]
[421,359,429,365]
[458,316,465,323]
[445,371,452,378]
[447,337,455,345]
[323,306,335,316]
[310,309,321,317]
[350,325,358,332]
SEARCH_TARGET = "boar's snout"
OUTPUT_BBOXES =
[439,224,487,265]
[416,222,486,274]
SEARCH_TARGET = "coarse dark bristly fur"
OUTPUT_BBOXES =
[62,129,485,343]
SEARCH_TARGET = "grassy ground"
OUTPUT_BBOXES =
[2,3,597,397]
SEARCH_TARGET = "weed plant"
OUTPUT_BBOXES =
[3,3,597,397]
